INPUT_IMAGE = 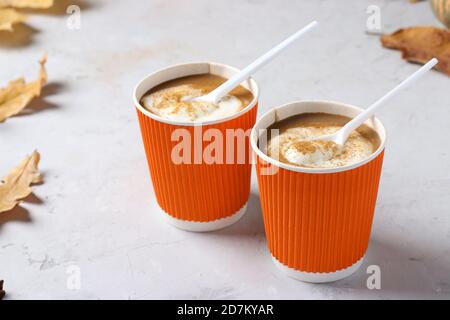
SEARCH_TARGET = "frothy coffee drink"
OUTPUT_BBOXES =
[140,74,253,122]
[265,113,380,168]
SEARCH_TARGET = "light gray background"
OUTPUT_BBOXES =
[1,0,449,299]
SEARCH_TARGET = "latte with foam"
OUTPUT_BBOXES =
[265,113,380,169]
[140,74,253,122]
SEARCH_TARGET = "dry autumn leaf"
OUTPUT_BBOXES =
[0,151,42,214]
[0,8,25,31]
[381,27,450,75]
[0,0,53,9]
[0,54,48,123]
[0,280,5,300]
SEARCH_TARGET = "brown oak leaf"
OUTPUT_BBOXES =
[381,26,450,75]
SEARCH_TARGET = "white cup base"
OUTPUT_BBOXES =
[158,202,248,232]
[272,254,365,283]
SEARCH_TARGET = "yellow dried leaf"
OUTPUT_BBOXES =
[0,8,25,31]
[0,151,42,213]
[0,0,53,9]
[0,54,47,122]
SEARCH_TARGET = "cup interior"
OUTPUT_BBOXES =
[133,62,259,126]
[251,100,387,173]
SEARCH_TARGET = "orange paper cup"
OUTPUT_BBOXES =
[251,101,386,282]
[133,62,259,232]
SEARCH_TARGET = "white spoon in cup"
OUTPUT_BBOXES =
[191,21,318,104]
[304,58,438,162]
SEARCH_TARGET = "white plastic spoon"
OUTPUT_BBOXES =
[191,21,318,104]
[314,58,439,149]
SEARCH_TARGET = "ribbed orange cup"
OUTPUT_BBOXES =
[133,62,259,232]
[251,101,386,282]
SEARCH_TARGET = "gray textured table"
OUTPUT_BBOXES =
[1,0,449,299]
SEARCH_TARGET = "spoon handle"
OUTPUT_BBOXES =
[208,21,318,103]
[340,58,438,141]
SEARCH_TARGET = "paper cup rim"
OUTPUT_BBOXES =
[133,61,259,126]
[250,100,387,174]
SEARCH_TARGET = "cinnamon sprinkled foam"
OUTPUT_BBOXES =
[141,84,243,122]
[266,126,374,168]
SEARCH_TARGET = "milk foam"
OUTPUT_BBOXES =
[267,126,374,168]
[141,84,243,122]
[283,141,337,167]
